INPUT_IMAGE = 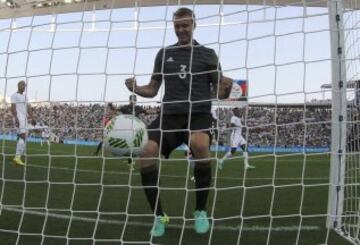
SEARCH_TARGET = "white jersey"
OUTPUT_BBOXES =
[42,127,50,138]
[231,115,242,136]
[11,92,27,121]
[11,92,28,133]
[230,115,247,147]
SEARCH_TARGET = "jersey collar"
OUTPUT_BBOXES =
[175,40,200,48]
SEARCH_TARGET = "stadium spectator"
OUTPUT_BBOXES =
[0,103,334,149]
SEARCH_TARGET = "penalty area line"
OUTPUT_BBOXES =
[1,206,320,232]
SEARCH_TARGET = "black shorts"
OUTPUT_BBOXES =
[148,113,213,158]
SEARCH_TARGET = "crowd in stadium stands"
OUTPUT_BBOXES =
[0,103,332,147]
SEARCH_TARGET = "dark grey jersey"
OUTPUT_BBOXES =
[151,41,221,115]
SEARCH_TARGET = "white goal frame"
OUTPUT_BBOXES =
[0,0,357,244]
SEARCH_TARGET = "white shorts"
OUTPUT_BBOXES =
[230,133,247,148]
[17,118,28,134]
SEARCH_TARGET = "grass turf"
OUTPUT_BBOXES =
[0,141,352,245]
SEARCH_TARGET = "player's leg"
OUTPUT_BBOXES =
[141,115,183,237]
[218,147,237,170]
[240,143,255,169]
[190,132,211,233]
[239,136,254,169]
[13,118,27,166]
[139,139,163,212]
[46,137,50,146]
[189,114,213,234]
[93,141,103,155]
[13,132,26,166]
[219,131,238,170]
[139,139,168,237]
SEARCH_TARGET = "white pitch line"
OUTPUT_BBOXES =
[5,144,330,162]
[2,145,330,181]
[1,206,320,232]
[20,163,329,181]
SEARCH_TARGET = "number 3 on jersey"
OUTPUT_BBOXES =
[179,64,187,79]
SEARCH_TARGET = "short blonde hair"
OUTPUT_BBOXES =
[173,7,196,25]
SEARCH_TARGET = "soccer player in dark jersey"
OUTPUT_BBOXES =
[125,7,233,237]
[118,94,146,117]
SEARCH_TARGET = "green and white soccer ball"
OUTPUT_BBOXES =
[104,114,148,156]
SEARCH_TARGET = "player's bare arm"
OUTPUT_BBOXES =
[218,76,233,99]
[125,78,161,98]
[11,103,19,127]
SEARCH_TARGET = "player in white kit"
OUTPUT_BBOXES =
[11,81,35,166]
[218,107,254,170]
[40,124,51,146]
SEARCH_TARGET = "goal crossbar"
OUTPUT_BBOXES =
[0,0,335,20]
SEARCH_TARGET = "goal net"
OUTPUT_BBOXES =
[332,2,360,243]
[0,0,357,244]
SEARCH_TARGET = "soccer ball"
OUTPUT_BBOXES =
[104,114,148,156]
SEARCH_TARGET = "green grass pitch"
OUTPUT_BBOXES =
[0,141,351,245]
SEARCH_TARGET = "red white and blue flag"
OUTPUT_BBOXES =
[228,79,248,100]
[215,79,248,107]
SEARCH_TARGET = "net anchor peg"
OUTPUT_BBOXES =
[336,14,340,22]
[337,47,342,55]
[338,80,343,89]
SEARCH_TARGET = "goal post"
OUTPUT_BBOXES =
[329,0,360,242]
[0,0,359,244]
[327,0,347,231]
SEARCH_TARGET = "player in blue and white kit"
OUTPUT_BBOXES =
[218,107,254,170]
[40,123,51,146]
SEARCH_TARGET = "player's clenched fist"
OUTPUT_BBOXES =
[125,78,137,92]
[219,76,233,99]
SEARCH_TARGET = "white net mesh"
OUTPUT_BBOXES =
[338,2,360,243]
[0,0,356,244]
